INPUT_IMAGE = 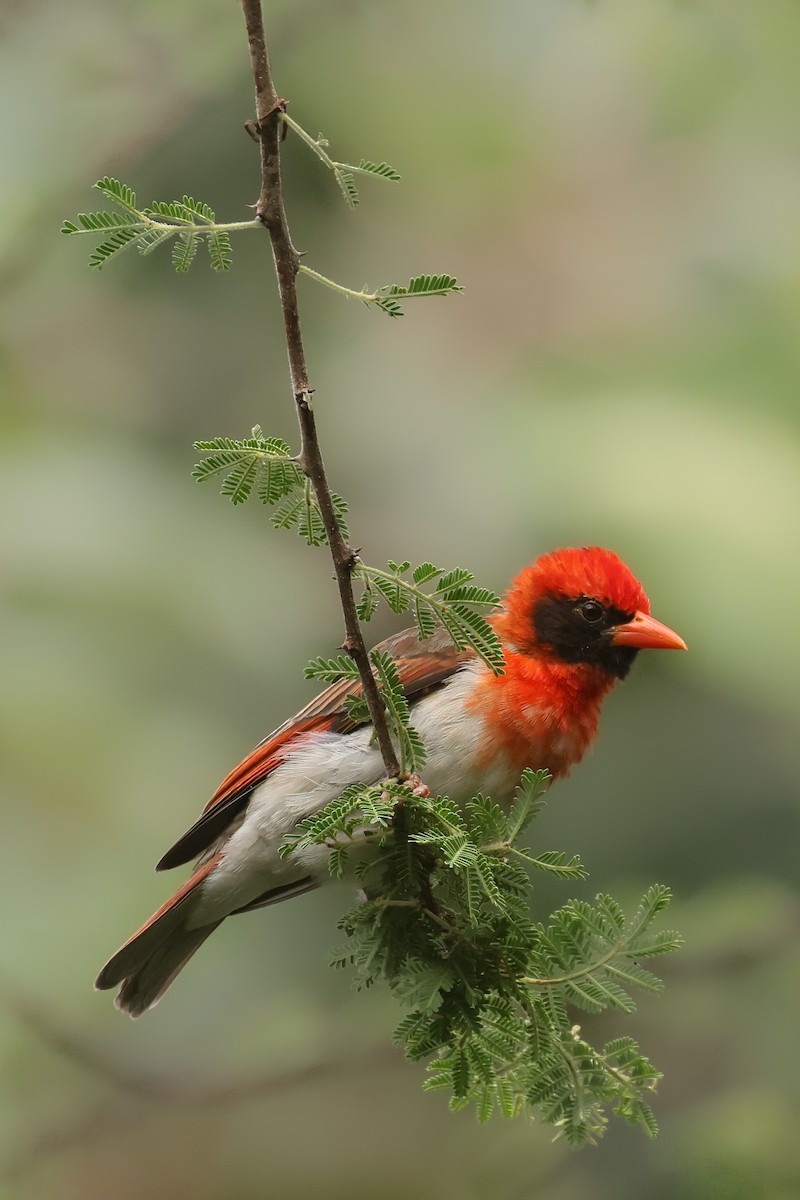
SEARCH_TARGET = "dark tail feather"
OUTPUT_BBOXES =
[112,921,222,1017]
[95,854,223,1018]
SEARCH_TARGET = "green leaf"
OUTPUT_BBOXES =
[192,430,304,512]
[220,459,259,504]
[357,159,401,181]
[384,273,463,300]
[146,200,191,222]
[356,581,379,622]
[624,885,673,942]
[94,176,138,213]
[180,194,215,221]
[506,769,551,842]
[516,849,587,879]
[279,785,366,857]
[432,567,474,594]
[257,458,303,505]
[328,845,349,879]
[393,962,456,1012]
[345,693,370,725]
[63,210,134,234]
[413,598,437,641]
[370,572,411,615]
[207,230,233,271]
[136,229,175,256]
[371,649,427,774]
[336,169,359,208]
[440,604,505,673]
[438,585,501,608]
[412,562,442,585]
[625,929,683,958]
[375,296,405,318]
[304,656,361,683]
[476,1086,495,1124]
[297,480,326,546]
[452,1047,470,1100]
[356,562,504,673]
[466,794,507,844]
[358,789,395,827]
[271,491,306,533]
[88,227,139,269]
[330,491,350,542]
[172,230,199,273]
[606,960,663,997]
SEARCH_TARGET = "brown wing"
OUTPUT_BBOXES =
[155,625,471,872]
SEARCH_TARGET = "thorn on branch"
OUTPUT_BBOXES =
[249,98,288,135]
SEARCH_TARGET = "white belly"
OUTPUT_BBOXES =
[193,662,525,923]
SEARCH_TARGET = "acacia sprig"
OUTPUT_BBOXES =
[281,769,681,1141]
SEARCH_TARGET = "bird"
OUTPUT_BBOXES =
[96,546,686,1016]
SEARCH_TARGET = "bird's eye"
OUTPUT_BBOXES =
[579,599,604,624]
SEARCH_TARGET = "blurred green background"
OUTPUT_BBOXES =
[2,0,799,1196]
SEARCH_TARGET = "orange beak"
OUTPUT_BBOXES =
[611,610,687,651]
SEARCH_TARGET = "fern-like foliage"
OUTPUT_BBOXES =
[95,176,139,213]
[194,433,502,671]
[298,266,465,318]
[376,274,464,317]
[274,480,351,547]
[61,178,256,271]
[193,426,349,545]
[370,648,428,774]
[356,561,504,673]
[281,769,680,1142]
[280,114,401,210]
[193,427,301,503]
[337,169,360,209]
[63,180,460,320]
[304,655,362,684]
[172,231,199,273]
[357,160,402,181]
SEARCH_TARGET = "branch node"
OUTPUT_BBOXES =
[256,98,288,130]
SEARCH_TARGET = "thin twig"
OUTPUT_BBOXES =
[239,0,400,778]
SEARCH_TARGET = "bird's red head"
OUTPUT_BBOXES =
[496,546,686,679]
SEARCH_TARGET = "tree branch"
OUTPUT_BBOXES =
[239,0,401,778]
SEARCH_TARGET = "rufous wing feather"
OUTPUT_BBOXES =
[156,625,472,872]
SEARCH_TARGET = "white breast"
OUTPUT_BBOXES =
[193,661,530,924]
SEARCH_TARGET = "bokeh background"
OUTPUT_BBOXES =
[2,0,799,1196]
